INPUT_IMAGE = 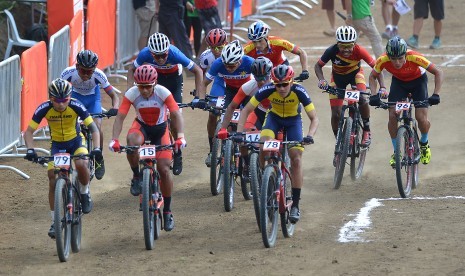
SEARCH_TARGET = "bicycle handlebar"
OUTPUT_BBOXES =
[30,154,90,165]
[118,144,175,154]
[322,87,371,97]
[377,100,430,110]
[90,111,116,118]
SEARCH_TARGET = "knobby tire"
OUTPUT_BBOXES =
[223,140,235,212]
[54,179,71,262]
[249,152,262,231]
[260,166,279,248]
[395,126,413,198]
[142,168,155,250]
[334,117,352,189]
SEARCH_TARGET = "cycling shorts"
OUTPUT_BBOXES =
[72,87,102,114]
[209,77,226,97]
[157,72,183,104]
[48,136,88,170]
[388,73,428,106]
[261,112,304,151]
[128,119,172,159]
[329,69,367,107]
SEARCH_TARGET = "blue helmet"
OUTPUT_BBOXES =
[386,36,408,57]
[247,21,270,41]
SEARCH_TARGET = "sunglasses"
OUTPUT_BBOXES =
[152,52,168,59]
[209,45,225,51]
[52,97,70,103]
[337,43,355,50]
[273,81,291,88]
[78,67,95,74]
[254,75,269,82]
[136,83,155,89]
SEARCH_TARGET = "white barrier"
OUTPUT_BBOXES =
[48,25,70,83]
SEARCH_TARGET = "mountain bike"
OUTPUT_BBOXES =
[378,95,429,198]
[30,153,90,262]
[80,112,115,180]
[258,134,306,248]
[119,143,174,250]
[322,87,371,189]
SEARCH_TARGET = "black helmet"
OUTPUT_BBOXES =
[48,78,72,99]
[251,57,273,78]
[76,50,99,68]
[386,36,407,58]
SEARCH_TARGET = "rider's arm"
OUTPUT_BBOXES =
[201,77,213,98]
[369,69,383,95]
[427,64,444,95]
[170,110,185,139]
[104,86,120,109]
[314,61,325,82]
[111,97,131,140]
[305,108,319,138]
[191,64,206,99]
[221,88,247,129]
[23,126,35,149]
[87,121,100,148]
[236,102,255,133]
[295,47,308,72]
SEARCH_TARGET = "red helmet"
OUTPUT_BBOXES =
[271,64,294,83]
[205,28,227,47]
[134,65,158,84]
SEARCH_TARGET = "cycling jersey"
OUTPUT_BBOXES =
[61,66,112,96]
[372,50,433,82]
[29,99,93,142]
[119,85,179,126]
[244,36,297,65]
[232,79,271,112]
[199,49,225,96]
[250,83,315,118]
[205,55,254,89]
[318,44,376,75]
[134,45,195,75]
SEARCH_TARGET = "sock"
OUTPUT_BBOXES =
[385,24,393,31]
[80,183,89,194]
[291,188,301,208]
[391,138,397,152]
[413,35,419,39]
[420,140,429,147]
[420,133,428,144]
[393,25,398,30]
[208,137,213,152]
[362,118,370,131]
[50,210,54,222]
[163,197,172,213]
[131,166,140,177]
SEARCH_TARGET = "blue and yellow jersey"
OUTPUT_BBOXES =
[29,99,93,142]
[249,83,315,118]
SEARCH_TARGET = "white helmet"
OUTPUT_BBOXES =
[221,40,243,64]
[335,26,357,43]
[148,32,170,54]
[247,21,270,41]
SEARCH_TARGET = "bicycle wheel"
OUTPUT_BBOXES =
[54,179,71,262]
[240,156,252,200]
[281,165,295,238]
[334,117,352,189]
[142,168,155,250]
[395,126,413,198]
[153,173,162,241]
[210,123,224,196]
[412,129,420,189]
[249,152,262,231]
[86,133,95,181]
[260,166,279,248]
[350,118,367,181]
[71,174,81,253]
[223,139,235,212]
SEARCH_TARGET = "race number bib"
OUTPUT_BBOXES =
[263,140,281,152]
[216,96,225,108]
[139,145,156,159]
[245,131,260,142]
[344,90,360,102]
[395,102,411,112]
[54,153,71,169]
[230,109,241,123]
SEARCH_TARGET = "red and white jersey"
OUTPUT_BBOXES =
[232,79,271,112]
[119,85,179,126]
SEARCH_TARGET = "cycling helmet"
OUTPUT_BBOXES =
[335,26,357,43]
[271,64,295,83]
[247,21,270,41]
[48,78,72,99]
[148,32,170,54]
[386,36,408,57]
[134,65,158,84]
[251,57,273,78]
[221,40,243,64]
[206,28,228,47]
[76,50,99,68]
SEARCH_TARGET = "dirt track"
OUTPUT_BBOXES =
[1,1,465,275]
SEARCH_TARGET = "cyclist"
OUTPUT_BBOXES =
[368,36,443,166]
[217,57,274,176]
[61,49,119,180]
[314,26,375,151]
[127,32,205,176]
[244,21,309,81]
[24,78,102,238]
[198,28,228,167]
[196,40,254,166]
[235,64,319,223]
[109,65,186,232]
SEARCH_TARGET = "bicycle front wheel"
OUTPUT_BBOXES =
[210,124,224,195]
[223,140,235,212]
[240,156,252,200]
[54,179,71,262]
[260,166,279,248]
[249,152,262,231]
[395,126,414,198]
[280,168,295,238]
[71,175,82,253]
[350,118,367,181]
[142,168,155,250]
[334,117,352,189]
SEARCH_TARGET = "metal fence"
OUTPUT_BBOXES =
[48,25,70,84]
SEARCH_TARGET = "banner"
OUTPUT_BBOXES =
[47,0,83,38]
[69,10,84,65]
[21,42,48,132]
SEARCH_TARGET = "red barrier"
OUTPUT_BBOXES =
[20,42,48,132]
[47,0,83,38]
[86,0,116,69]
[241,0,253,17]
[69,10,85,65]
